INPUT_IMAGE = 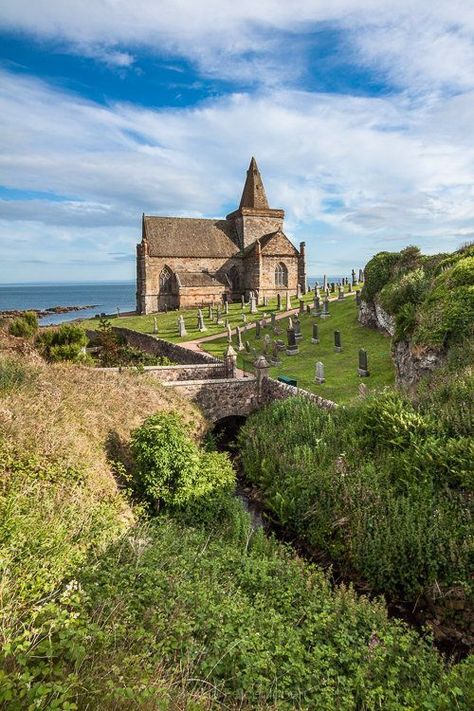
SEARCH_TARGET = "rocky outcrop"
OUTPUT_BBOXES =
[393,340,445,390]
[358,299,395,336]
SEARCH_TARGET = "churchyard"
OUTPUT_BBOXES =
[78,284,347,343]
[201,296,394,404]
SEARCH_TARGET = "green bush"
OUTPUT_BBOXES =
[360,251,400,301]
[36,323,88,362]
[8,311,38,338]
[379,267,429,314]
[130,412,235,508]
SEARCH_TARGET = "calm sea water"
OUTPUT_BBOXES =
[0,276,346,326]
[0,282,136,325]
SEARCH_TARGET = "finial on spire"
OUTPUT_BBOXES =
[239,157,269,210]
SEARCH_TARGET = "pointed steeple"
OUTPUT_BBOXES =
[239,157,269,210]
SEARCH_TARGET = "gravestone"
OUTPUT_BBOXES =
[294,316,302,340]
[226,323,232,343]
[321,297,330,318]
[359,268,364,282]
[255,320,261,339]
[315,286,320,298]
[153,316,158,334]
[245,340,251,353]
[331,282,336,293]
[242,312,247,324]
[276,338,285,351]
[359,382,368,398]
[334,330,342,352]
[236,325,244,351]
[197,309,207,332]
[315,361,325,384]
[348,283,353,293]
[208,304,212,320]
[313,295,321,315]
[338,286,345,300]
[285,292,292,310]
[299,299,305,313]
[264,295,269,307]
[241,294,245,309]
[216,307,223,325]
[323,274,328,291]
[250,295,258,314]
[277,293,282,311]
[286,326,299,356]
[271,312,276,328]
[306,304,311,315]
[311,323,319,344]
[297,283,303,299]
[355,290,361,306]
[352,269,357,286]
[270,341,281,366]
[358,348,370,377]
[224,301,229,315]
[178,315,187,337]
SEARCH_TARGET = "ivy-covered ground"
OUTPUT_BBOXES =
[202,296,394,404]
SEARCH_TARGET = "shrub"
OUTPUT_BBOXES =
[36,323,88,362]
[8,311,38,338]
[379,267,429,314]
[130,412,235,508]
[360,251,400,301]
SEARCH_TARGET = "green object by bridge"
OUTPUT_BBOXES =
[278,375,298,388]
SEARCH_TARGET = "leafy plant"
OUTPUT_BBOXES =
[8,311,38,338]
[36,323,88,362]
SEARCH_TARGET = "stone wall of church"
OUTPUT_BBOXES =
[239,213,284,249]
[258,255,299,296]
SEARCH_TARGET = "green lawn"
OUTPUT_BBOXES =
[202,296,395,404]
[78,289,339,343]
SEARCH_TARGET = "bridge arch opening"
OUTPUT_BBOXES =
[210,415,247,454]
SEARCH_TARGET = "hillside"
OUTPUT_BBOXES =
[2,333,473,708]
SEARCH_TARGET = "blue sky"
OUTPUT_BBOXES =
[1,1,473,282]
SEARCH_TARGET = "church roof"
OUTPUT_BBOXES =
[143,216,238,258]
[239,157,269,210]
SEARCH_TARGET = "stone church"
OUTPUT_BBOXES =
[136,158,306,313]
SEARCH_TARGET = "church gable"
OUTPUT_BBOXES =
[259,230,299,257]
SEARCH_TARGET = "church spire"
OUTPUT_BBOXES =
[239,157,269,210]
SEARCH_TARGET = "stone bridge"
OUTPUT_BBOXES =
[103,326,336,423]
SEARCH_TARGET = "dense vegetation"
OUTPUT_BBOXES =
[1,351,472,708]
[361,243,474,347]
[239,336,473,623]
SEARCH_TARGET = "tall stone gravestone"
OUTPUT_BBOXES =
[338,286,345,300]
[197,309,207,332]
[299,299,305,313]
[285,292,292,310]
[313,295,321,315]
[294,315,302,340]
[331,282,336,293]
[236,325,244,351]
[224,301,229,315]
[226,323,232,343]
[255,320,261,339]
[277,293,282,311]
[208,304,212,320]
[334,330,342,352]
[153,316,158,335]
[241,294,245,309]
[352,269,357,286]
[286,326,299,356]
[315,361,325,384]
[250,295,258,314]
[311,323,319,344]
[355,290,361,306]
[358,349,370,377]
[321,297,330,318]
[323,274,328,291]
[359,268,364,282]
[270,341,281,365]
[178,315,187,337]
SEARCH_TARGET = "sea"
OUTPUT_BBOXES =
[0,277,345,326]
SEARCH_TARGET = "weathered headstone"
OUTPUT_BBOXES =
[351,269,357,286]
[359,382,368,398]
[208,304,212,320]
[242,312,247,324]
[277,293,282,311]
[331,282,336,293]
[348,283,353,293]
[216,306,223,325]
[250,295,258,314]
[321,297,330,318]
[241,294,245,309]
[315,286,320,298]
[270,341,281,366]
[311,323,319,344]
[263,295,269,307]
[297,283,303,299]
[334,330,342,352]
[224,301,229,315]
[226,323,232,343]
[271,312,276,328]
[338,286,345,300]
[313,295,321,315]
[358,348,370,377]
[315,361,325,384]
[236,325,244,351]
[197,309,207,332]
[355,290,361,306]
[178,315,187,337]
[276,338,285,351]
[286,326,299,355]
[294,315,302,340]
[285,292,292,310]
[153,316,158,334]
[255,320,261,339]
[245,340,251,353]
[306,304,311,315]
[359,268,364,283]
[323,274,328,291]
[299,299,305,313]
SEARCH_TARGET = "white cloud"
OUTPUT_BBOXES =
[0,66,473,279]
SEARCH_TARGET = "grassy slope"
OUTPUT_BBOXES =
[202,296,394,404]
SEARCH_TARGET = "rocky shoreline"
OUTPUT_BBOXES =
[0,304,99,319]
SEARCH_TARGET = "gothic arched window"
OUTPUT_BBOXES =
[228,265,240,291]
[275,262,288,287]
[159,265,173,294]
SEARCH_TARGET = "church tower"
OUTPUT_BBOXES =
[227,157,285,250]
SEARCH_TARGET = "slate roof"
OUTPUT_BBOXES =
[144,216,238,258]
[176,271,227,288]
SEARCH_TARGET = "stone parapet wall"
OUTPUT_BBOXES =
[162,377,258,421]
[261,376,337,410]
[112,327,221,365]
[96,363,227,381]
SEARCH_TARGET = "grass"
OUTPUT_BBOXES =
[78,288,350,344]
[202,295,394,404]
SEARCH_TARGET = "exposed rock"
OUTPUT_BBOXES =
[358,299,395,335]
[393,340,445,390]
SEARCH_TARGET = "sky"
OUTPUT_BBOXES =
[1,1,474,282]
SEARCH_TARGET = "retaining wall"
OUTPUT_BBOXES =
[112,327,221,365]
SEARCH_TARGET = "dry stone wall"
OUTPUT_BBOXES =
[112,327,221,365]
